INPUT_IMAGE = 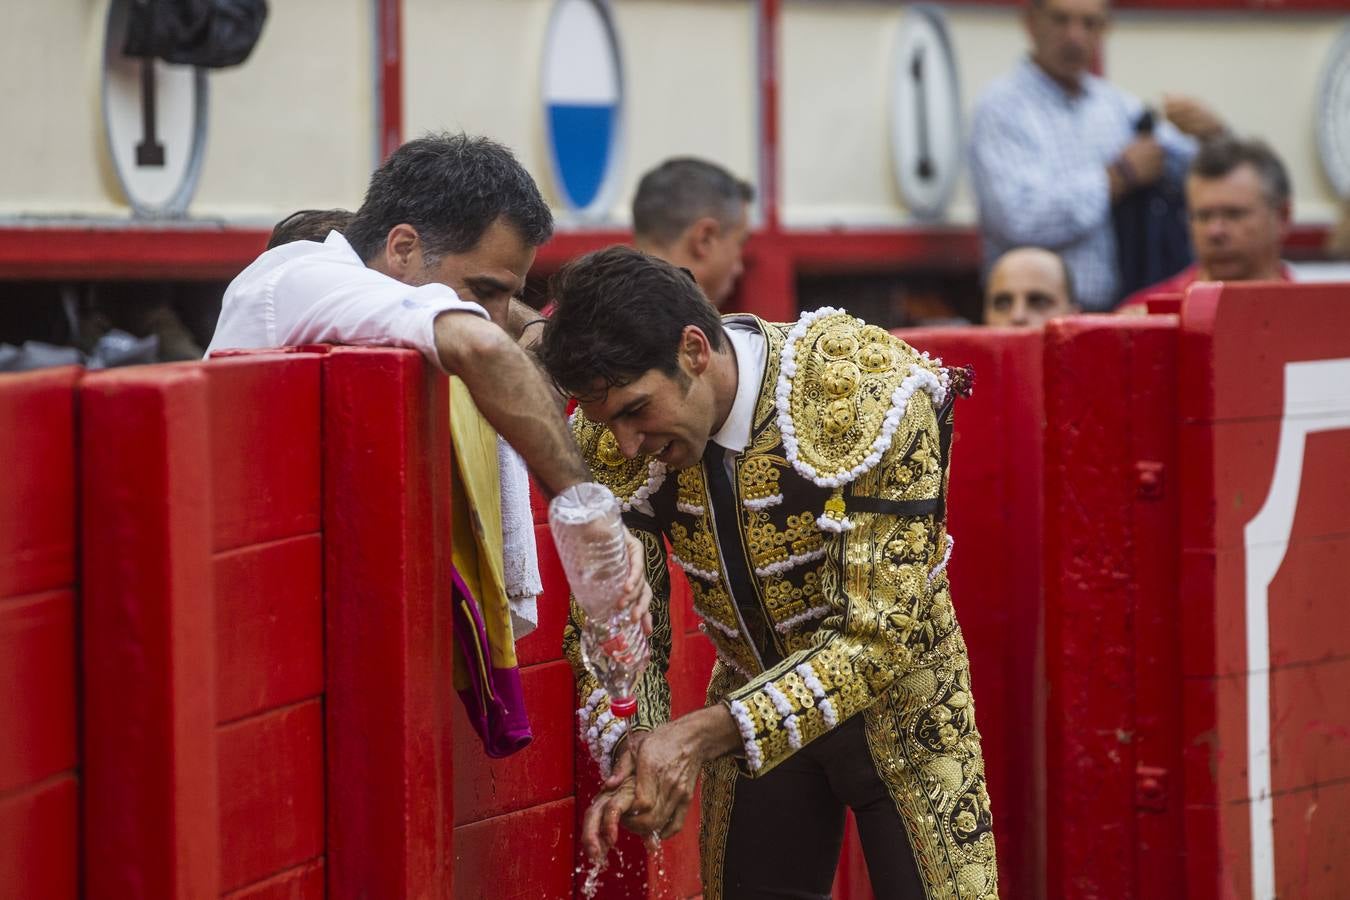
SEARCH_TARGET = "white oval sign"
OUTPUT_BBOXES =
[101,0,208,217]
[890,5,962,221]
[542,0,625,218]
[1317,25,1350,200]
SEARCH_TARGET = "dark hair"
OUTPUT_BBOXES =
[537,245,725,400]
[1190,135,1291,209]
[344,132,554,264]
[632,157,754,246]
[266,208,355,249]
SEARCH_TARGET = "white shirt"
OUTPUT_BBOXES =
[969,58,1196,311]
[708,321,768,478]
[207,230,488,372]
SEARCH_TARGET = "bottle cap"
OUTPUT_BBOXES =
[610,696,637,718]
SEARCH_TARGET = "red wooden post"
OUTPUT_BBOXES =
[1043,316,1185,898]
[206,354,326,897]
[80,366,220,900]
[323,348,455,898]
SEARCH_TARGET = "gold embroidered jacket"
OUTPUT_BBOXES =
[565,310,997,899]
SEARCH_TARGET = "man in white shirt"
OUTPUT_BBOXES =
[210,132,651,620]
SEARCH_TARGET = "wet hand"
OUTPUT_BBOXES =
[582,778,638,863]
[624,707,740,839]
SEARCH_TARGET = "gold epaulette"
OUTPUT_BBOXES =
[569,411,667,512]
[775,308,947,529]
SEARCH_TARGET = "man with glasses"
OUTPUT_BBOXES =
[1119,136,1294,311]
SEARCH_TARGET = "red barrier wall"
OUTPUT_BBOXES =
[1043,316,1184,899]
[81,354,329,899]
[1177,283,1350,899]
[0,366,80,900]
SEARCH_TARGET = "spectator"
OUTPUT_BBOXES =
[984,246,1078,327]
[266,208,355,249]
[969,0,1225,311]
[210,134,602,505]
[632,157,753,307]
[1118,136,1293,311]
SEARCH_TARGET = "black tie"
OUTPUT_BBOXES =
[702,440,781,667]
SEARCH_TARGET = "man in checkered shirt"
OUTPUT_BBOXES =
[969,0,1225,311]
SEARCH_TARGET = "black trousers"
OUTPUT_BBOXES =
[721,714,926,900]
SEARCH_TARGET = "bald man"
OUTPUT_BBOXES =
[983,247,1079,327]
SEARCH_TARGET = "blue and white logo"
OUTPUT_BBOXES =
[542,0,625,218]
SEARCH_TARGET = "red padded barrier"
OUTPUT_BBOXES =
[214,535,324,724]
[207,356,321,552]
[452,660,575,825]
[0,366,78,600]
[898,326,1046,900]
[0,592,76,821]
[218,701,325,892]
[0,366,80,900]
[206,353,327,897]
[222,859,324,900]
[81,364,220,900]
[0,774,77,900]
[1042,316,1182,899]
[453,798,575,899]
[1176,283,1350,899]
[323,347,456,898]
[519,522,572,668]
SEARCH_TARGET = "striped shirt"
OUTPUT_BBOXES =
[969,58,1196,311]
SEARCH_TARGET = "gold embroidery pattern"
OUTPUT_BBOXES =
[700,660,751,900]
[786,314,922,482]
[889,417,945,503]
[698,753,739,900]
[689,582,743,642]
[761,570,822,624]
[669,519,721,583]
[745,510,824,575]
[736,455,783,506]
[677,465,707,515]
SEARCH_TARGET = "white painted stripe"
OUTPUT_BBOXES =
[1242,357,1350,900]
[543,0,620,105]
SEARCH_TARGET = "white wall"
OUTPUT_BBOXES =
[1,1,1342,228]
[0,0,374,222]
[405,0,757,227]
[780,1,1024,227]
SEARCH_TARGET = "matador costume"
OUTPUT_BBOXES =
[565,309,998,899]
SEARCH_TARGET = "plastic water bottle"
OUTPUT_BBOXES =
[548,483,649,717]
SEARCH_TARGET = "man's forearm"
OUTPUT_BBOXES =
[435,312,589,496]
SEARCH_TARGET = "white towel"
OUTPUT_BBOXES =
[498,436,541,640]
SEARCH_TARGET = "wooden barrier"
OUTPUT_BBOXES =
[1177,283,1350,899]
[5,281,1345,898]
[1043,316,1183,899]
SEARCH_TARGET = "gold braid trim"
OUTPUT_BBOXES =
[777,308,942,490]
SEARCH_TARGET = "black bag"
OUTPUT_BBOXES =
[1113,109,1194,304]
[122,0,268,69]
